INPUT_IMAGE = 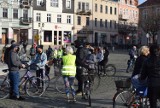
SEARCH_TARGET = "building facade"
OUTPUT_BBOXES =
[138,0,160,45]
[33,0,74,46]
[118,0,139,45]
[93,0,118,46]
[73,0,93,44]
[0,0,32,44]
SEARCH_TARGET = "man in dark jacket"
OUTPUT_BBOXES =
[8,44,25,100]
[75,40,90,94]
[140,44,160,108]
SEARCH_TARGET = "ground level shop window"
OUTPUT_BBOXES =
[44,31,52,42]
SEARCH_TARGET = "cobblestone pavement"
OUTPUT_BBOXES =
[0,50,132,108]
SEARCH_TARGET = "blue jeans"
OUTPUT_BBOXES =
[131,75,147,96]
[63,76,75,97]
[9,71,20,97]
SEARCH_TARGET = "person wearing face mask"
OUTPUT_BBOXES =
[29,45,47,84]
[8,43,26,100]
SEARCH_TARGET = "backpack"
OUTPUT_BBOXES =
[4,47,11,64]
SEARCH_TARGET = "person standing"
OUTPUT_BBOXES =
[140,44,160,108]
[126,46,138,73]
[8,44,25,100]
[61,46,76,102]
[23,39,28,53]
[131,46,149,90]
[29,45,47,84]
[75,41,90,95]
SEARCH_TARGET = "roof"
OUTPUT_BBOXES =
[138,0,160,8]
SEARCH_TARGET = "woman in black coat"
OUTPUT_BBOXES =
[140,44,160,108]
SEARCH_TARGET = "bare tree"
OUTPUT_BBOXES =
[139,8,160,43]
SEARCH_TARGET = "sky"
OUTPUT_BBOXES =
[139,0,146,4]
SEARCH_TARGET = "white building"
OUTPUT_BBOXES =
[33,0,74,46]
[0,0,32,44]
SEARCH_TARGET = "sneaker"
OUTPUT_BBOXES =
[76,91,82,96]
[73,97,76,102]
[10,96,25,101]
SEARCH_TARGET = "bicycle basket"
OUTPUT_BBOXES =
[115,78,131,89]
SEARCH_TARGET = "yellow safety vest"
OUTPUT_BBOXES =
[62,54,76,76]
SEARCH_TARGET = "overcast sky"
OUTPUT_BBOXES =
[139,0,146,4]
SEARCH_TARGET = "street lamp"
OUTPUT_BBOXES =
[146,33,150,45]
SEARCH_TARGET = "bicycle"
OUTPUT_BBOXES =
[112,77,152,108]
[0,64,48,99]
[81,68,96,107]
[55,66,100,94]
[97,63,116,77]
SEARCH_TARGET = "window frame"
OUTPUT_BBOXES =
[3,8,8,18]
[47,14,51,22]
[67,15,71,24]
[50,0,59,7]
[13,8,18,19]
[57,14,61,23]
[36,13,41,22]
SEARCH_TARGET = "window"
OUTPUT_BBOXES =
[105,20,107,28]
[47,14,51,22]
[13,9,18,19]
[37,0,44,6]
[66,0,71,9]
[86,2,89,10]
[36,13,41,22]
[44,31,52,42]
[67,15,71,24]
[110,20,112,28]
[82,2,85,11]
[100,5,103,13]
[114,8,117,15]
[95,18,97,27]
[57,14,61,23]
[110,7,112,14]
[51,0,58,7]
[86,17,89,26]
[95,4,97,12]
[100,19,103,27]
[23,9,28,18]
[105,6,108,14]
[3,8,8,18]
[143,10,147,19]
[78,2,81,9]
[77,16,81,25]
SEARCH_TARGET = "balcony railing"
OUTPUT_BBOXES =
[20,0,30,8]
[119,14,129,20]
[20,17,32,25]
[76,9,92,15]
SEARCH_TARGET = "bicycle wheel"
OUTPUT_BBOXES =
[0,79,9,99]
[25,76,46,97]
[91,74,100,91]
[105,64,116,77]
[44,74,50,90]
[113,90,134,108]
[55,76,65,94]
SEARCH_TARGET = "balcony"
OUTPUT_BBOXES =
[76,9,92,15]
[119,14,129,20]
[20,0,30,8]
[20,17,32,25]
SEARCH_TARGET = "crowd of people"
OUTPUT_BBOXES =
[0,39,110,102]
[1,39,160,107]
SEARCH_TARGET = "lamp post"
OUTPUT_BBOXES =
[146,33,150,46]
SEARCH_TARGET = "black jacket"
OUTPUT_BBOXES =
[132,55,148,77]
[8,50,22,72]
[140,56,160,87]
[76,47,89,67]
